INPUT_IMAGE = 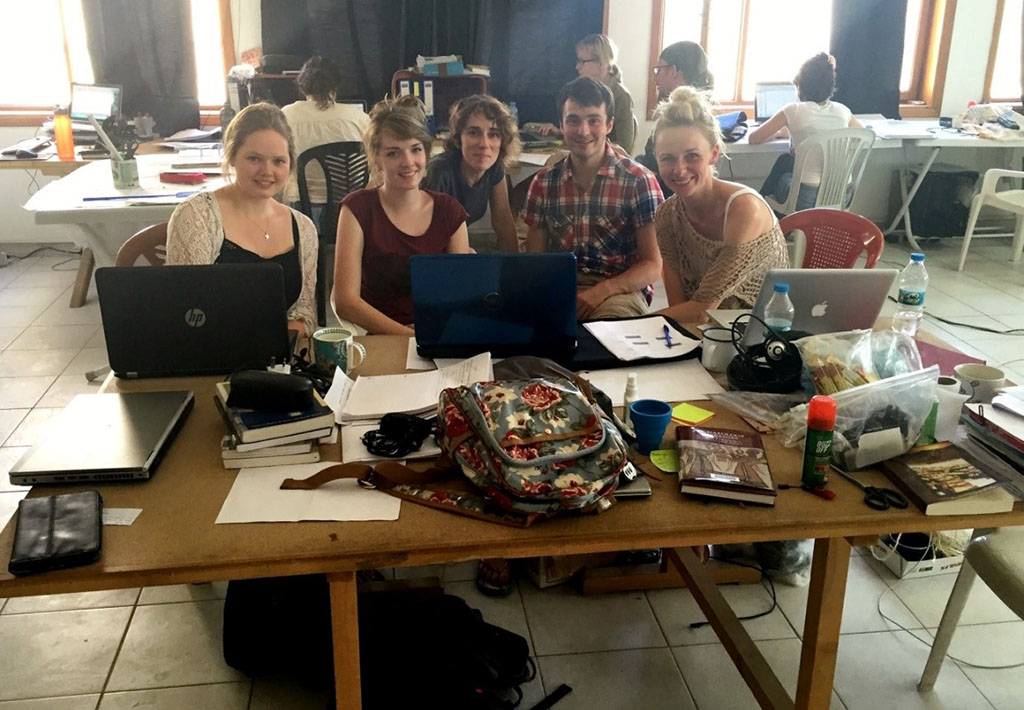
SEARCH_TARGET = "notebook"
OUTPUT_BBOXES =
[742,268,899,346]
[410,253,577,359]
[96,263,292,378]
[8,391,194,486]
[754,82,798,123]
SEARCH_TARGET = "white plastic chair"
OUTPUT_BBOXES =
[918,527,1024,691]
[957,168,1024,271]
[765,127,876,216]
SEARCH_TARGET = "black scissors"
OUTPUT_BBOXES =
[831,466,908,511]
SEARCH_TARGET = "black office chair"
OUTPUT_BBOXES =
[296,141,369,326]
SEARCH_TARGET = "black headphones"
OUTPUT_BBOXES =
[725,313,805,393]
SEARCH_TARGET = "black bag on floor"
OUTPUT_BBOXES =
[223,578,535,708]
[905,167,978,238]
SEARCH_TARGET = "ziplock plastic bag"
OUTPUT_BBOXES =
[707,391,810,429]
[796,330,923,396]
[778,366,939,469]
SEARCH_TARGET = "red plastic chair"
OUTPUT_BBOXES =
[778,208,884,268]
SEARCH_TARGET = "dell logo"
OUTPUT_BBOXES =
[184,308,207,327]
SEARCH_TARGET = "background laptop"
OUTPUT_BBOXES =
[754,82,798,123]
[70,82,122,124]
[96,263,291,377]
[742,268,899,345]
[9,391,194,485]
[410,253,577,358]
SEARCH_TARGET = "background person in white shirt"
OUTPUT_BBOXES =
[748,53,861,211]
[282,56,371,227]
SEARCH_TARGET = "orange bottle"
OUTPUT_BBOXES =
[53,106,74,161]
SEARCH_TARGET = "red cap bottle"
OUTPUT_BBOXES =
[802,395,836,487]
[807,395,836,431]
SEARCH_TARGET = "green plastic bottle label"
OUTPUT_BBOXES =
[802,428,834,487]
[897,288,925,307]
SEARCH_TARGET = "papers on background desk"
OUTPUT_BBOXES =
[216,462,400,523]
[861,119,936,139]
[518,152,551,166]
[584,317,699,361]
[580,360,724,406]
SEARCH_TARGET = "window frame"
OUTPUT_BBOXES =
[983,0,1022,103]
[0,0,235,128]
[646,0,955,118]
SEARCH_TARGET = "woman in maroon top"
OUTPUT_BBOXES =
[332,95,471,335]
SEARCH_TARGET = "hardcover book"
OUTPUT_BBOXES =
[675,425,776,506]
[214,382,334,444]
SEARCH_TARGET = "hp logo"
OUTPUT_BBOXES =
[184,308,207,328]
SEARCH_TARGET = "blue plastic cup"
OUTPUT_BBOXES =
[629,399,672,455]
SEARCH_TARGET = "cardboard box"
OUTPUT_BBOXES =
[871,538,964,580]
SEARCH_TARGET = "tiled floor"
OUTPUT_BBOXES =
[0,240,1023,709]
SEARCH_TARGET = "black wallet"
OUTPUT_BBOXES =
[9,491,103,576]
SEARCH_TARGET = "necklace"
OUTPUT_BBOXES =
[237,201,273,240]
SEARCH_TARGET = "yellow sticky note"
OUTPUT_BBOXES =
[649,449,679,473]
[671,402,714,425]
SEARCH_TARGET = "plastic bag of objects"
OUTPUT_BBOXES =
[796,329,922,396]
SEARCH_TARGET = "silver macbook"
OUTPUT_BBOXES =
[9,391,194,486]
[754,82,798,123]
[742,268,898,346]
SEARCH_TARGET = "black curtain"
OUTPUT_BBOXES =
[82,0,199,132]
[830,0,907,118]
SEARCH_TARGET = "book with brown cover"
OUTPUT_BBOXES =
[877,442,1014,516]
[675,425,776,506]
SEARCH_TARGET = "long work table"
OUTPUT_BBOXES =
[1,335,1023,709]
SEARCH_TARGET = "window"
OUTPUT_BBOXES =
[648,0,954,115]
[985,0,1023,102]
[0,0,233,124]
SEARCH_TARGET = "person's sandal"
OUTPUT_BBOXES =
[475,558,514,597]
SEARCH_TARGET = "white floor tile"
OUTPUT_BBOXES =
[968,337,1024,369]
[2,589,140,615]
[0,377,56,409]
[921,290,983,318]
[0,326,25,351]
[98,682,250,710]
[445,580,533,650]
[0,491,26,530]
[137,582,228,605]
[34,298,102,327]
[0,287,66,308]
[8,270,77,290]
[0,447,31,493]
[519,583,665,655]
[0,696,100,710]
[922,315,1012,343]
[0,349,79,377]
[647,580,796,646]
[443,560,479,583]
[774,556,921,636]
[0,607,131,701]
[36,374,103,408]
[106,600,246,691]
[538,648,696,710]
[893,571,1020,628]
[954,624,1024,710]
[62,348,109,376]
[7,325,98,352]
[0,411,29,447]
[4,408,64,447]
[0,302,49,328]
[832,630,992,710]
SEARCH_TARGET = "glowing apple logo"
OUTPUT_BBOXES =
[811,301,828,318]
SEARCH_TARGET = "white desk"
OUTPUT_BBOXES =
[23,153,226,307]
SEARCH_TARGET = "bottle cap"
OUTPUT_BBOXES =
[910,253,925,262]
[773,282,789,293]
[807,395,836,430]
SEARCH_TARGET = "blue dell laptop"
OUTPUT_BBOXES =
[410,253,578,359]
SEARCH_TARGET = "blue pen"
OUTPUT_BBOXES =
[83,191,197,202]
[663,324,673,348]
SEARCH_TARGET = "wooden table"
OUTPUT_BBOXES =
[1,335,1022,709]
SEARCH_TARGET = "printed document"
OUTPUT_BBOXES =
[584,317,699,361]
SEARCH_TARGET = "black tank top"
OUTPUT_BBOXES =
[216,214,302,308]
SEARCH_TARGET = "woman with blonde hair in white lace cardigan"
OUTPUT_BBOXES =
[166,103,318,338]
[653,87,788,324]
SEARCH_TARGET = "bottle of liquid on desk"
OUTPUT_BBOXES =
[802,395,836,488]
[53,106,74,162]
[508,101,519,127]
[891,252,928,337]
[763,282,794,336]
[622,371,638,433]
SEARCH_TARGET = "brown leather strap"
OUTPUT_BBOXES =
[279,463,372,490]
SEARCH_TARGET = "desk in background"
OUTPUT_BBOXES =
[2,335,1023,709]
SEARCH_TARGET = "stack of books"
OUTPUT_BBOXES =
[213,381,335,469]
[961,388,1024,475]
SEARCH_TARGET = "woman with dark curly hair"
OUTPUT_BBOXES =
[282,56,369,225]
[422,95,521,252]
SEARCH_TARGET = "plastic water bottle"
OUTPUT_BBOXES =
[892,252,928,337]
[764,282,795,335]
[507,101,519,127]
[52,106,74,162]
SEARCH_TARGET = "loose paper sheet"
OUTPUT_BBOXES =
[103,508,142,526]
[341,422,441,464]
[580,360,724,406]
[216,462,400,523]
[584,317,699,361]
[406,338,436,370]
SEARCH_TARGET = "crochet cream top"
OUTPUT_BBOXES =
[655,188,789,308]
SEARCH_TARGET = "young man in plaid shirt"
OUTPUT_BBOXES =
[522,77,664,319]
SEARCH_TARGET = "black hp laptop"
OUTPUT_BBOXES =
[410,253,577,359]
[96,264,291,378]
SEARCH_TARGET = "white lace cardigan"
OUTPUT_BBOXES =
[166,191,319,335]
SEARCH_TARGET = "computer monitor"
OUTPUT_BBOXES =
[70,83,123,121]
[754,82,798,123]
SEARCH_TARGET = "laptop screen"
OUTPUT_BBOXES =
[754,83,798,122]
[70,83,122,121]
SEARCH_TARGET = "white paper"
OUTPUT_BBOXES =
[517,152,551,166]
[993,391,1024,419]
[216,462,401,523]
[967,402,1024,440]
[579,360,724,406]
[936,390,971,442]
[341,422,441,463]
[102,508,142,526]
[584,317,699,361]
[406,338,436,370]
[323,368,355,422]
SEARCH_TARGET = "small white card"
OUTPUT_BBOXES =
[102,508,142,526]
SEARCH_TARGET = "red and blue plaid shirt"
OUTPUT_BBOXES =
[522,142,663,302]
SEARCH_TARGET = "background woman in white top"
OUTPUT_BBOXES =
[282,56,370,228]
[748,53,860,211]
